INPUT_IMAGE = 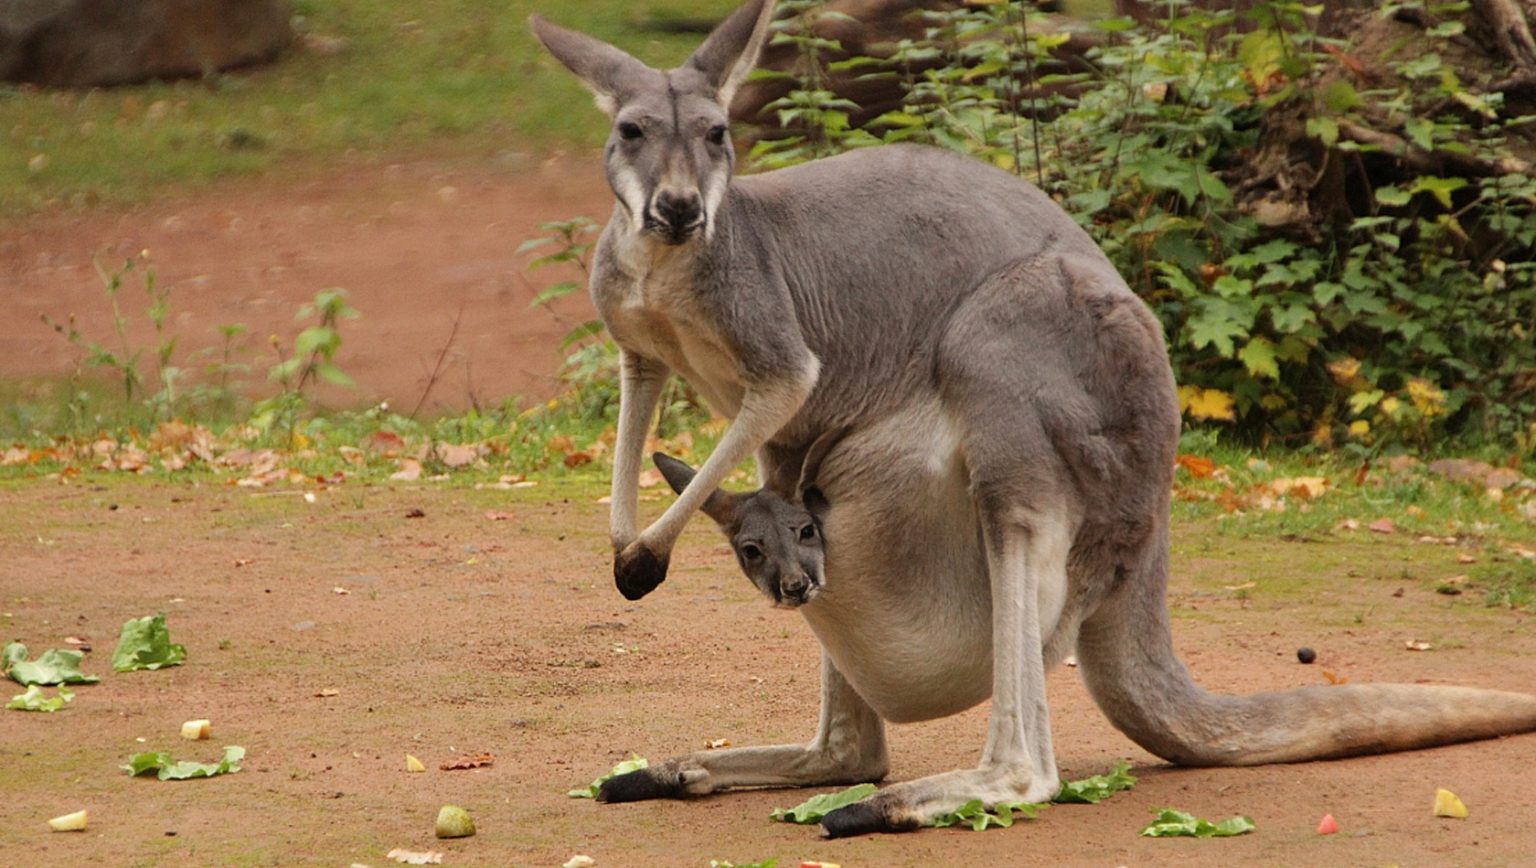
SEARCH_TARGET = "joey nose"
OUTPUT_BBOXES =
[653,190,702,231]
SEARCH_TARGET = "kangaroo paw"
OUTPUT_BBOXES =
[819,798,921,838]
[614,542,669,600]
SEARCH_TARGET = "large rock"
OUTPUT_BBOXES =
[0,0,292,87]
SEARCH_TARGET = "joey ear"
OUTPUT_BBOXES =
[651,452,745,528]
[802,485,829,521]
[529,14,655,115]
[652,452,696,496]
[685,0,777,107]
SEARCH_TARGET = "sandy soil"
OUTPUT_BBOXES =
[2,475,1535,867]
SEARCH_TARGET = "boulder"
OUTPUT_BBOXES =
[0,0,292,87]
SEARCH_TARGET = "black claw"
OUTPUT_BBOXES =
[819,801,917,838]
[596,768,682,803]
[615,545,669,600]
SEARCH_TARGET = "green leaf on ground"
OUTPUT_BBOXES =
[123,745,245,780]
[7,684,75,711]
[1140,807,1256,837]
[769,783,878,823]
[567,755,648,798]
[929,798,1044,831]
[112,613,187,672]
[3,642,100,686]
[1055,759,1139,804]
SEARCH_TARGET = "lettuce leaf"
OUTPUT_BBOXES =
[7,684,75,712]
[124,745,245,780]
[1140,807,1255,837]
[112,613,187,672]
[769,783,878,823]
[3,642,99,686]
[1055,759,1138,804]
[567,755,648,798]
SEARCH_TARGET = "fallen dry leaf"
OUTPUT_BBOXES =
[1336,518,1360,531]
[705,738,731,749]
[1456,553,1478,564]
[440,753,495,771]
[434,442,480,468]
[332,586,350,595]
[637,468,663,489]
[390,459,423,482]
[314,688,340,698]
[1272,476,1329,499]
[1368,518,1397,534]
[563,451,593,468]
[1176,454,1218,479]
[483,510,514,521]
[1405,640,1433,651]
[1322,670,1348,685]
[404,508,426,519]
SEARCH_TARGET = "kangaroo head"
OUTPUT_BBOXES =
[651,452,828,608]
[530,0,776,246]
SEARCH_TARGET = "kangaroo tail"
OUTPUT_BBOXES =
[1075,523,1536,766]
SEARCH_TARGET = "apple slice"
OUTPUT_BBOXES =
[1433,788,1468,818]
[48,809,88,832]
[405,754,426,773]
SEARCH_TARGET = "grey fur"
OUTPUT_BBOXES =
[532,0,1536,837]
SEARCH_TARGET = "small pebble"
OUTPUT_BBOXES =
[1297,647,1316,664]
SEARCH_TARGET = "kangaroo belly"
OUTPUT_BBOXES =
[796,406,996,723]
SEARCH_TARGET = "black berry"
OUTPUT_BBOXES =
[1297,647,1317,664]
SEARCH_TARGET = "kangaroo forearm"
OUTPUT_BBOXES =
[638,361,818,552]
[610,351,669,547]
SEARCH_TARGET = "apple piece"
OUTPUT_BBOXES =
[434,805,475,838]
[48,809,88,832]
[1316,813,1339,835]
[180,719,211,740]
[406,754,426,773]
[1433,788,1468,818]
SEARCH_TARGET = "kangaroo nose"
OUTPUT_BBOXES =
[654,190,702,230]
[781,572,811,602]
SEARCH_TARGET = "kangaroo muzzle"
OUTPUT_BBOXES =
[647,188,704,244]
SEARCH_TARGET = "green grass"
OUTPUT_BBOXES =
[0,0,738,214]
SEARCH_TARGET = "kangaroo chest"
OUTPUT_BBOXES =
[595,237,748,416]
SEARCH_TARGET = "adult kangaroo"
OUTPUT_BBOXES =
[530,0,1536,837]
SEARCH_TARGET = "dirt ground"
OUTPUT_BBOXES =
[2,474,1535,867]
[4,159,1536,866]
[1,155,615,413]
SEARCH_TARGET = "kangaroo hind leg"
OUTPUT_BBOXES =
[599,652,887,801]
[820,501,1070,837]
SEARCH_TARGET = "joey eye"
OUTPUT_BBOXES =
[739,543,764,561]
[706,124,728,145]
[799,524,818,542]
[618,121,643,141]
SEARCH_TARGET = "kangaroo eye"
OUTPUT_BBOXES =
[706,124,728,145]
[799,524,818,542]
[739,543,763,561]
[618,121,644,141]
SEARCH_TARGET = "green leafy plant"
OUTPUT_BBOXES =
[111,613,188,672]
[745,0,1536,449]
[253,288,359,446]
[124,745,245,780]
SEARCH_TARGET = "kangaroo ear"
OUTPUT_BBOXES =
[685,0,777,107]
[796,425,847,507]
[530,14,655,116]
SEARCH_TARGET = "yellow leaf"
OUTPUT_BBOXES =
[1178,386,1236,421]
